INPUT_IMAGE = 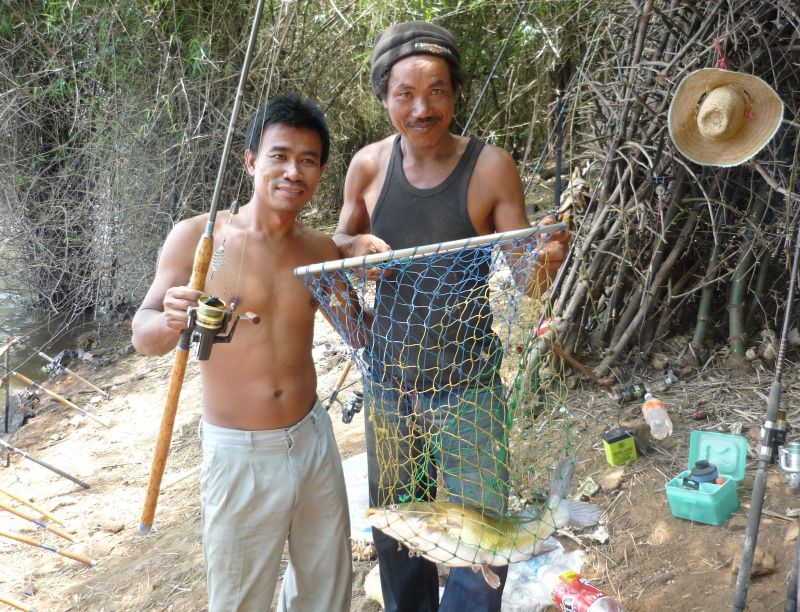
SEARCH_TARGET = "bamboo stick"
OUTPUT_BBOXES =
[728,183,769,362]
[594,210,699,375]
[0,486,65,526]
[691,237,723,351]
[0,501,74,542]
[294,224,566,277]
[3,369,110,428]
[0,529,95,566]
[0,594,35,612]
[32,349,108,397]
[0,439,90,489]
[0,337,20,359]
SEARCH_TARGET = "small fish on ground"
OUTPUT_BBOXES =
[365,457,602,588]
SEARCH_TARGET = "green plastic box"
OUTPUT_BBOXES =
[665,431,747,526]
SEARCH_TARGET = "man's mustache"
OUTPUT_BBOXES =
[277,180,308,189]
[406,117,440,128]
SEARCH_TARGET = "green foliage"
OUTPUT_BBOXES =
[0,0,592,315]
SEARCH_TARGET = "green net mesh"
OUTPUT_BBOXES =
[295,225,574,567]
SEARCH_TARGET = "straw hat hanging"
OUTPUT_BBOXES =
[668,68,783,167]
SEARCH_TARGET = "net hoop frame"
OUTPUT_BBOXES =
[293,223,567,277]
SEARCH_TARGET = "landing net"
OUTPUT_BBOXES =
[295,224,575,564]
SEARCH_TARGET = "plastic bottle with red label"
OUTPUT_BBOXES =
[538,565,625,612]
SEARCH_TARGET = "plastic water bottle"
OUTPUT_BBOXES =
[641,393,672,439]
[538,565,625,611]
[642,393,672,440]
[642,393,673,440]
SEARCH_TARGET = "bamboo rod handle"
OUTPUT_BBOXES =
[0,593,35,612]
[139,346,190,534]
[8,371,110,428]
[189,235,214,291]
[0,486,65,526]
[0,501,74,542]
[0,529,95,566]
[140,234,213,534]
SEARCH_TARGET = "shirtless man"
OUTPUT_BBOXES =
[132,93,353,612]
[333,22,569,612]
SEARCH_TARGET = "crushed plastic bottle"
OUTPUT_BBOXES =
[641,392,673,440]
[537,565,625,612]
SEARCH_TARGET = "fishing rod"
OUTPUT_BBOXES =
[0,485,65,526]
[0,500,74,542]
[461,0,528,136]
[0,438,90,489]
[523,31,596,198]
[33,347,106,397]
[324,361,353,412]
[0,593,35,612]
[733,218,800,611]
[0,528,95,566]
[1,334,107,397]
[2,336,14,434]
[139,0,266,535]
[0,365,110,428]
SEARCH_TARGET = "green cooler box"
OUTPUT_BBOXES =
[665,430,747,526]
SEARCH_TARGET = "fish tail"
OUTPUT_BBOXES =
[555,499,603,528]
[546,457,576,508]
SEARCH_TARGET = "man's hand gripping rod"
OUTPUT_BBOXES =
[139,0,266,535]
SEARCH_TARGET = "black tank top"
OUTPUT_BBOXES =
[368,135,501,392]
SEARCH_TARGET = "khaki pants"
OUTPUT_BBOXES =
[201,401,352,611]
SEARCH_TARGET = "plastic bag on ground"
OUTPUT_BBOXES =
[501,540,586,612]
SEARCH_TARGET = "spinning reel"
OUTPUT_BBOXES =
[180,295,260,360]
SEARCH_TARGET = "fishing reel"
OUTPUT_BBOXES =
[182,295,260,361]
[779,442,800,493]
[760,408,789,464]
[341,391,364,424]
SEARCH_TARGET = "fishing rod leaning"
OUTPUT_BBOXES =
[0,365,109,428]
[138,0,266,535]
[0,500,74,542]
[733,219,800,611]
[0,528,95,566]
[0,593,35,612]
[0,485,65,526]
[0,438,90,489]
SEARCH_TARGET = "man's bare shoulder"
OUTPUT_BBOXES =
[475,141,518,175]
[349,135,396,177]
[156,214,209,265]
[166,213,209,244]
[295,224,341,262]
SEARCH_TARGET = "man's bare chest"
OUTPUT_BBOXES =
[201,237,318,323]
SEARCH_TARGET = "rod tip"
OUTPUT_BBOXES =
[138,523,152,535]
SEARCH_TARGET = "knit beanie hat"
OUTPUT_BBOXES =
[370,21,461,98]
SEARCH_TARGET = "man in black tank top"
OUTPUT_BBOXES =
[334,21,570,612]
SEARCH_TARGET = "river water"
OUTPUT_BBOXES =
[0,290,98,432]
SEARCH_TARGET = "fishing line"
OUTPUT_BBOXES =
[461,1,529,136]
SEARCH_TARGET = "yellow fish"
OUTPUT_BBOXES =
[366,458,601,588]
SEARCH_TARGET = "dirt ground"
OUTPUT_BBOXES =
[1,316,798,611]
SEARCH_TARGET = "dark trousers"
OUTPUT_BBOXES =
[364,377,509,612]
